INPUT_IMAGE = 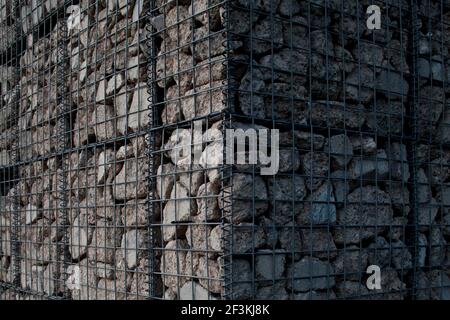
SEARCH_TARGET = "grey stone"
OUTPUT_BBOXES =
[310,100,366,128]
[429,227,446,267]
[192,27,228,61]
[418,198,439,229]
[256,282,289,300]
[232,223,267,254]
[333,245,368,280]
[156,163,176,201]
[287,257,335,293]
[429,270,450,300]
[279,131,325,150]
[368,236,391,268]
[377,70,409,97]
[69,214,93,260]
[298,182,336,225]
[230,259,252,300]
[387,182,410,216]
[128,83,150,132]
[114,157,147,200]
[366,99,405,135]
[391,240,413,270]
[180,281,216,300]
[122,199,149,228]
[348,150,389,181]
[387,143,410,182]
[300,228,337,259]
[336,281,370,299]
[255,250,286,281]
[238,68,266,119]
[417,169,432,204]
[293,290,336,300]
[330,170,349,206]
[195,256,222,295]
[89,218,123,264]
[164,128,194,167]
[222,174,268,223]
[121,229,146,269]
[186,224,214,257]
[25,204,40,225]
[178,165,205,197]
[334,186,393,244]
[181,82,226,121]
[345,66,374,103]
[161,239,190,290]
[163,182,196,241]
[248,17,283,55]
[418,233,427,268]
[325,134,353,168]
[278,149,301,173]
[353,42,384,67]
[195,182,220,222]
[259,48,308,81]
[302,151,330,191]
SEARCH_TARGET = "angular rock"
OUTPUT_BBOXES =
[298,182,336,225]
[222,174,268,223]
[287,257,335,293]
[89,218,123,264]
[195,182,220,222]
[348,150,389,181]
[128,83,150,132]
[156,163,176,201]
[122,199,149,228]
[230,259,252,300]
[69,214,94,260]
[334,186,393,244]
[255,250,286,281]
[302,151,330,191]
[121,229,146,269]
[325,134,353,168]
[179,281,216,300]
[300,228,337,259]
[333,246,368,280]
[114,157,147,200]
[163,182,196,241]
[161,239,190,290]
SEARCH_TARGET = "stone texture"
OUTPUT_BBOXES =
[69,214,94,260]
[163,182,196,242]
[255,250,286,281]
[121,229,146,270]
[334,186,393,244]
[222,174,268,223]
[325,134,353,168]
[287,257,335,293]
[113,157,147,200]
[298,182,337,225]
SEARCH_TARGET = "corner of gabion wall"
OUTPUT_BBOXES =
[1,0,450,301]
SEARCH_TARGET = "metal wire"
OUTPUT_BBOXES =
[0,0,449,301]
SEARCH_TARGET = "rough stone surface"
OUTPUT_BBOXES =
[334,186,393,244]
[287,257,335,293]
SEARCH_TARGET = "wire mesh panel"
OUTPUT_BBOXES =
[148,0,228,300]
[411,0,450,300]
[0,0,450,301]
[222,0,416,300]
[1,0,152,300]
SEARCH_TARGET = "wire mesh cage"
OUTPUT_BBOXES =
[0,0,449,301]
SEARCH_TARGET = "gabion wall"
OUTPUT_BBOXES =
[0,0,449,300]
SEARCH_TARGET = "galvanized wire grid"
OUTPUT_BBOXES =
[224,0,414,300]
[410,0,450,300]
[1,0,152,300]
[0,0,449,301]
